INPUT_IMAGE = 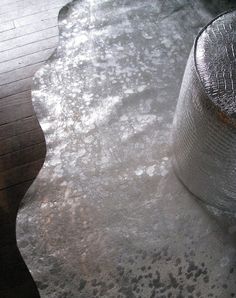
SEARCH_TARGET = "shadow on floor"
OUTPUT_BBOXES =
[200,0,236,15]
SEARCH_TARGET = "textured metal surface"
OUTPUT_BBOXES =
[16,1,236,298]
[172,10,236,212]
[196,11,236,116]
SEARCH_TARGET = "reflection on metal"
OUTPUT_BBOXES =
[172,10,236,212]
[17,1,236,297]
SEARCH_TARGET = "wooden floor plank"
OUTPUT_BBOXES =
[14,7,64,28]
[0,180,34,223]
[0,90,31,103]
[0,0,68,25]
[0,115,39,141]
[0,142,45,172]
[0,62,44,86]
[0,36,58,62]
[0,48,54,74]
[0,128,44,156]
[0,26,58,52]
[0,102,34,125]
[0,0,66,16]
[0,158,45,190]
[0,1,27,15]
[0,0,21,7]
[0,19,57,42]
[0,78,32,98]
[0,92,30,108]
[0,21,15,33]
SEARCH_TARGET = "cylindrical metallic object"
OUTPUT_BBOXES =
[172,10,236,212]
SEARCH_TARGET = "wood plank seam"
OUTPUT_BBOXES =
[0,88,32,100]
[0,178,34,193]
[0,37,58,63]
[0,28,59,52]
[0,49,55,75]
[0,24,57,43]
[0,5,64,25]
[0,74,37,87]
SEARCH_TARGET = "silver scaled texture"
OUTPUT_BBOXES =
[172,10,236,212]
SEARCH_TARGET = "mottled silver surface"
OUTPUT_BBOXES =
[173,11,236,212]
[17,1,236,297]
[196,11,236,116]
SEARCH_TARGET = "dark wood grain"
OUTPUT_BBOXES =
[0,0,68,296]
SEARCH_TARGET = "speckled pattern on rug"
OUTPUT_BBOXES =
[17,1,236,297]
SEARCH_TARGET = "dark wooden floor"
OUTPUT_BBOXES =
[0,1,68,297]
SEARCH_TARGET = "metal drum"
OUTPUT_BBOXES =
[172,10,236,212]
